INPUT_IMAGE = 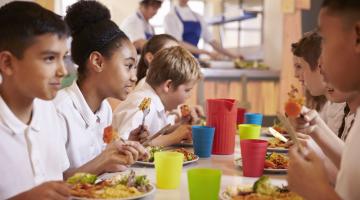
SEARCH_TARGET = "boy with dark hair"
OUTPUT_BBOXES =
[287,0,360,199]
[0,1,70,199]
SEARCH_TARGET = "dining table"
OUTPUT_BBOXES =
[99,135,287,200]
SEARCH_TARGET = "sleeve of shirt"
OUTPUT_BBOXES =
[121,16,146,42]
[112,99,143,140]
[164,12,183,41]
[198,13,214,43]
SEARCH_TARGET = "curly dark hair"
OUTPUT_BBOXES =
[65,0,130,81]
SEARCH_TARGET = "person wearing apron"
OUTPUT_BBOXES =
[121,0,163,51]
[164,0,242,59]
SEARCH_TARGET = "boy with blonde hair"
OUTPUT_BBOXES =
[113,46,202,146]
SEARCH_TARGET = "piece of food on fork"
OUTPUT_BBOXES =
[284,85,304,117]
[139,97,151,111]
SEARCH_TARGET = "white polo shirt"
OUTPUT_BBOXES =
[319,101,346,135]
[164,5,213,43]
[335,107,360,200]
[121,10,155,42]
[53,82,112,169]
[0,97,69,199]
[112,82,174,139]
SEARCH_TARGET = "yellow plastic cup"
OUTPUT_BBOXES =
[187,168,222,200]
[154,151,184,189]
[238,124,261,140]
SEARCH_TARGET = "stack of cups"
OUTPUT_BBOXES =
[238,112,266,177]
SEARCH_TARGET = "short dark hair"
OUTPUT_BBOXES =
[0,1,69,58]
[322,0,360,22]
[322,0,360,11]
[291,31,322,71]
[140,0,162,8]
[65,0,130,80]
[137,34,178,84]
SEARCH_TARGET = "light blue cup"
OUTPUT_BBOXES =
[192,126,215,158]
[244,113,263,126]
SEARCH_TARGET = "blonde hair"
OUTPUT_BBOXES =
[146,46,202,89]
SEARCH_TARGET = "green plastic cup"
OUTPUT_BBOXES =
[187,168,222,200]
[238,124,261,140]
[154,151,183,189]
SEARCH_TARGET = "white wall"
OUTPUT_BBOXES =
[99,0,138,25]
[263,0,283,69]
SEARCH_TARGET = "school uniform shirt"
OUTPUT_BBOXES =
[319,101,346,135]
[135,77,146,91]
[341,112,356,141]
[164,5,214,44]
[121,10,155,42]
[0,97,69,199]
[112,82,174,139]
[53,82,112,169]
[335,107,360,200]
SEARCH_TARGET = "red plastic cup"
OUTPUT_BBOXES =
[240,139,268,177]
[237,108,246,124]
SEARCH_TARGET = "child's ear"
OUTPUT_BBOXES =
[355,22,360,53]
[162,79,173,93]
[144,52,154,64]
[89,51,105,72]
[0,51,15,76]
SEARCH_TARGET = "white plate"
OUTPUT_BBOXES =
[172,140,193,147]
[234,158,287,174]
[267,147,289,153]
[219,191,231,200]
[70,183,156,200]
[135,156,199,167]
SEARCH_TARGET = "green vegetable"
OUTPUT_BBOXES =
[67,173,97,184]
[253,176,277,195]
[135,175,149,186]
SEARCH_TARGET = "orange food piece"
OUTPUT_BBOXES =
[103,126,118,144]
[180,105,191,118]
[264,160,276,169]
[284,100,302,117]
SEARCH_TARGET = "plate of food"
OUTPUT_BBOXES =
[135,146,199,166]
[234,152,288,174]
[267,138,290,153]
[68,170,155,200]
[220,176,303,200]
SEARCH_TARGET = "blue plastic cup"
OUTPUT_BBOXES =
[192,126,215,158]
[244,113,263,125]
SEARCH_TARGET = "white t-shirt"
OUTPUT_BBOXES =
[112,82,174,139]
[121,10,155,42]
[0,97,69,199]
[319,101,346,135]
[335,107,360,200]
[53,82,112,169]
[164,5,213,43]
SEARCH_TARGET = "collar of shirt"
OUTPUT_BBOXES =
[66,82,107,128]
[0,96,41,135]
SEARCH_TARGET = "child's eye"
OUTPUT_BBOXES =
[44,56,55,63]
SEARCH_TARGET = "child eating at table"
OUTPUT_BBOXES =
[54,0,148,178]
[287,0,360,199]
[112,46,202,146]
[0,1,70,199]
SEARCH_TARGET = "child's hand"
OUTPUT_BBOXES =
[289,106,323,137]
[172,124,192,141]
[128,125,149,143]
[11,181,70,200]
[116,140,150,162]
[287,146,336,200]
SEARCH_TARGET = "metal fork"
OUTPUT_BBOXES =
[141,107,150,128]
